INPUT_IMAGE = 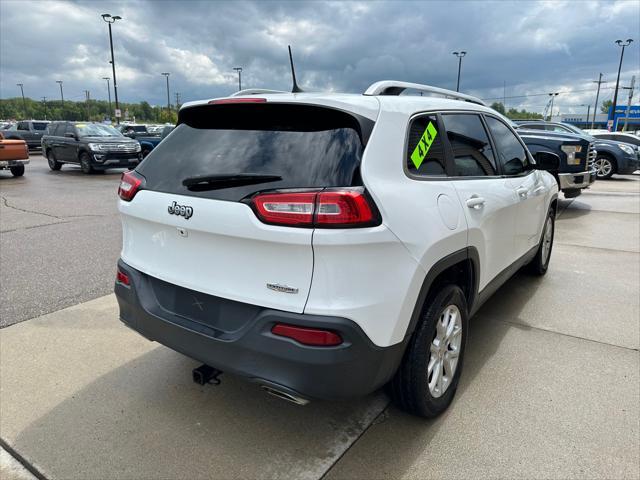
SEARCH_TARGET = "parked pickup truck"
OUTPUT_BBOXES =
[516,121,640,179]
[4,120,50,149]
[514,126,596,198]
[42,121,142,174]
[0,132,29,177]
[129,126,175,158]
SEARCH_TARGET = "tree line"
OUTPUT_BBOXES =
[0,97,178,124]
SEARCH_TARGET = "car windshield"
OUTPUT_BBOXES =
[76,124,122,137]
[559,124,585,135]
[33,122,49,130]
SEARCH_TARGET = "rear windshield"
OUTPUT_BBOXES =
[137,103,372,201]
[33,122,49,130]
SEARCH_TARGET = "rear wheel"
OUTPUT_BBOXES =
[594,155,615,179]
[47,150,62,171]
[527,208,555,275]
[388,284,468,418]
[142,147,151,158]
[80,152,93,174]
[10,165,25,177]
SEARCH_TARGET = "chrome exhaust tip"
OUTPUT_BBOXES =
[261,385,310,406]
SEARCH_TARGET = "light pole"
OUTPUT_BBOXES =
[55,80,64,120]
[452,51,466,92]
[101,13,122,123]
[102,77,112,119]
[610,39,633,131]
[16,83,27,119]
[580,104,591,129]
[592,73,605,129]
[42,97,48,120]
[233,67,243,91]
[548,92,559,121]
[161,73,171,112]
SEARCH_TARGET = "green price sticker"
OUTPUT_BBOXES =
[410,121,438,170]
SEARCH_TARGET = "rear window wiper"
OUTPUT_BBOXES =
[182,173,282,191]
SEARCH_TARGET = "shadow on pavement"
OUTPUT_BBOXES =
[323,270,545,479]
[11,344,387,480]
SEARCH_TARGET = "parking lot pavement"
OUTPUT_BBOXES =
[1,172,638,479]
[0,154,124,327]
[0,296,388,480]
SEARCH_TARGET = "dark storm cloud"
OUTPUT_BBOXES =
[1,0,638,114]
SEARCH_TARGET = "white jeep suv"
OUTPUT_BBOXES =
[114,81,559,417]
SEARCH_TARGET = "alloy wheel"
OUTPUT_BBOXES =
[541,216,553,264]
[428,304,462,398]
[595,157,613,178]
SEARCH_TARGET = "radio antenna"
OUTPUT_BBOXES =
[288,45,303,93]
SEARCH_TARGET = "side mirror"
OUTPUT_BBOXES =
[533,151,560,171]
[64,132,77,140]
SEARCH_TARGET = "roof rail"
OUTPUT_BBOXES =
[230,89,287,97]
[364,81,486,106]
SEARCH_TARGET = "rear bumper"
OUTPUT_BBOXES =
[0,159,29,168]
[114,259,405,400]
[558,170,593,190]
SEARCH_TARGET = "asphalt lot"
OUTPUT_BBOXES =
[0,154,123,327]
[1,155,639,479]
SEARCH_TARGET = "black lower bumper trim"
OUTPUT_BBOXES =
[114,259,406,400]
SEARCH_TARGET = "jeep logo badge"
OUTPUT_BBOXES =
[168,201,193,220]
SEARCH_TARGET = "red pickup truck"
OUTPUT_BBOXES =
[0,132,29,176]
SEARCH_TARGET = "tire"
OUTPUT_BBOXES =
[594,155,615,179]
[388,284,468,418]
[527,208,555,276]
[10,165,25,177]
[80,152,93,174]
[141,147,151,158]
[47,150,62,171]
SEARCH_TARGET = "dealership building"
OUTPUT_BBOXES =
[553,105,640,131]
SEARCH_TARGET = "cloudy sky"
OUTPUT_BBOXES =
[1,0,639,115]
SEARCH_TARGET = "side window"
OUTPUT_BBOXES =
[551,125,571,133]
[486,116,530,175]
[523,123,544,130]
[17,122,28,131]
[51,124,63,136]
[64,124,76,137]
[442,114,497,176]
[406,114,446,176]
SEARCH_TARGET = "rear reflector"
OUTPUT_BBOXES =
[251,188,379,228]
[118,170,144,201]
[209,98,267,104]
[272,323,343,346]
[116,269,130,286]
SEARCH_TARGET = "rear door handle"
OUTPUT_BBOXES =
[516,187,529,198]
[466,196,486,209]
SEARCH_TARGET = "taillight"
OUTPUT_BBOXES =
[253,192,316,226]
[251,188,380,228]
[118,170,144,201]
[209,98,267,104]
[316,190,375,226]
[272,323,343,346]
[116,269,130,286]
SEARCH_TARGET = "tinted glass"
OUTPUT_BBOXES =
[550,125,572,133]
[406,115,446,176]
[75,124,121,137]
[32,122,48,130]
[64,124,76,136]
[442,114,496,176]
[17,122,28,131]
[138,104,370,202]
[49,123,63,136]
[521,123,545,130]
[486,116,530,175]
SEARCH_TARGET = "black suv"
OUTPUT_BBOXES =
[42,122,142,174]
